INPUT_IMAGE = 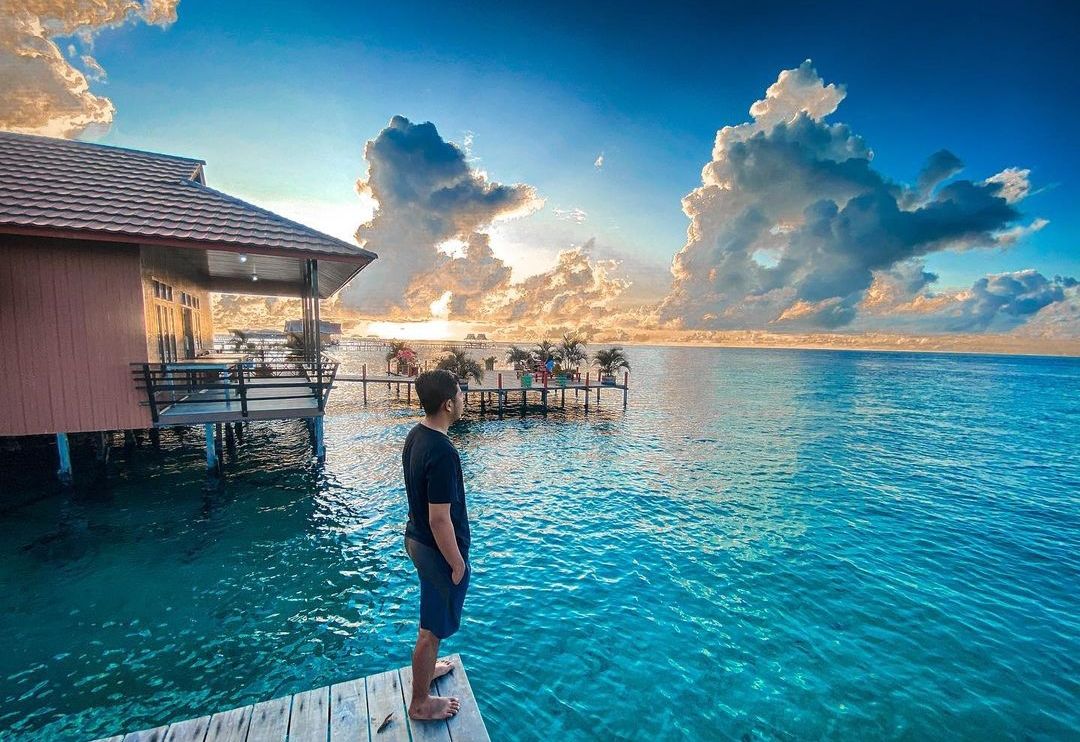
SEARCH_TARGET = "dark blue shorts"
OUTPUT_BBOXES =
[405,537,470,639]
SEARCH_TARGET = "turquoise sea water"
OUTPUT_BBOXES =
[1,347,1078,741]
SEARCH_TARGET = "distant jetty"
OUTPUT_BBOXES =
[338,364,629,415]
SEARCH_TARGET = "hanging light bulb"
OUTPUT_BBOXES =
[239,253,248,263]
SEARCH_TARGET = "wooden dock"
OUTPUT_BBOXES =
[90,653,489,742]
[337,366,629,415]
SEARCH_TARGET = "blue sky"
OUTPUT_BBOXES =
[79,0,1077,298]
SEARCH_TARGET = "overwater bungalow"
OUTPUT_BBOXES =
[0,131,377,480]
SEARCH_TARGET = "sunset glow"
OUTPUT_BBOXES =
[1,1,1074,354]
[366,319,457,341]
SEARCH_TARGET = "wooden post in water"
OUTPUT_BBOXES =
[313,416,325,461]
[407,379,411,405]
[584,372,590,413]
[362,364,367,405]
[204,423,218,473]
[56,432,72,485]
[224,422,236,458]
[623,371,629,408]
[93,431,110,465]
[498,373,504,418]
[542,371,548,415]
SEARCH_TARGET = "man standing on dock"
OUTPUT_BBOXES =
[403,370,471,721]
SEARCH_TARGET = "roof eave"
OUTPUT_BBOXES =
[0,224,378,264]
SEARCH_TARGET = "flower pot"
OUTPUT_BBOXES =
[521,373,533,389]
[601,374,616,386]
[457,376,470,391]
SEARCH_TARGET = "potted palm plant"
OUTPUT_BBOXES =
[231,329,272,377]
[437,348,484,390]
[534,338,556,370]
[558,333,587,379]
[228,328,257,353]
[593,347,630,386]
[505,345,532,378]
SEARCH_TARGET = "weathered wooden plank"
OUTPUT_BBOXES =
[163,715,211,742]
[435,654,490,742]
[203,704,252,742]
[245,694,291,742]
[364,669,409,742]
[330,678,369,742]
[122,726,169,742]
[287,686,329,742]
[399,664,451,742]
[86,660,486,742]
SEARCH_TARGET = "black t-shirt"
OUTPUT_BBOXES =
[403,423,470,558]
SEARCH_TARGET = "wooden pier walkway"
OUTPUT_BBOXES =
[90,653,489,742]
[337,367,629,414]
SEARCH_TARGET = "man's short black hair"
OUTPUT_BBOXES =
[415,369,460,415]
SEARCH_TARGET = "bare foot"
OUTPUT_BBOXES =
[409,695,460,721]
[432,659,454,682]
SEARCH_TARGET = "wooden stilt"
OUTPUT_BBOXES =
[224,422,236,458]
[56,432,72,485]
[623,371,629,408]
[204,423,218,473]
[362,364,367,405]
[233,421,244,444]
[148,428,161,449]
[94,431,109,463]
[313,416,325,461]
[585,373,590,413]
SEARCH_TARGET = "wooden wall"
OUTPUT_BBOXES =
[139,246,214,362]
[0,235,151,435]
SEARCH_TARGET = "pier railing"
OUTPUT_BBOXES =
[131,353,339,424]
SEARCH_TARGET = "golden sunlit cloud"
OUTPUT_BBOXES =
[0,0,180,138]
[429,290,453,319]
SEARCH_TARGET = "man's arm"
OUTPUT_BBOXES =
[429,502,466,585]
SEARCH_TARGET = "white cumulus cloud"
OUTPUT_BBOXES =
[659,60,1052,332]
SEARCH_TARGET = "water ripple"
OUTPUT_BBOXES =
[0,348,1078,740]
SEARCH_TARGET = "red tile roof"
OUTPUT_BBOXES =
[0,131,377,263]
